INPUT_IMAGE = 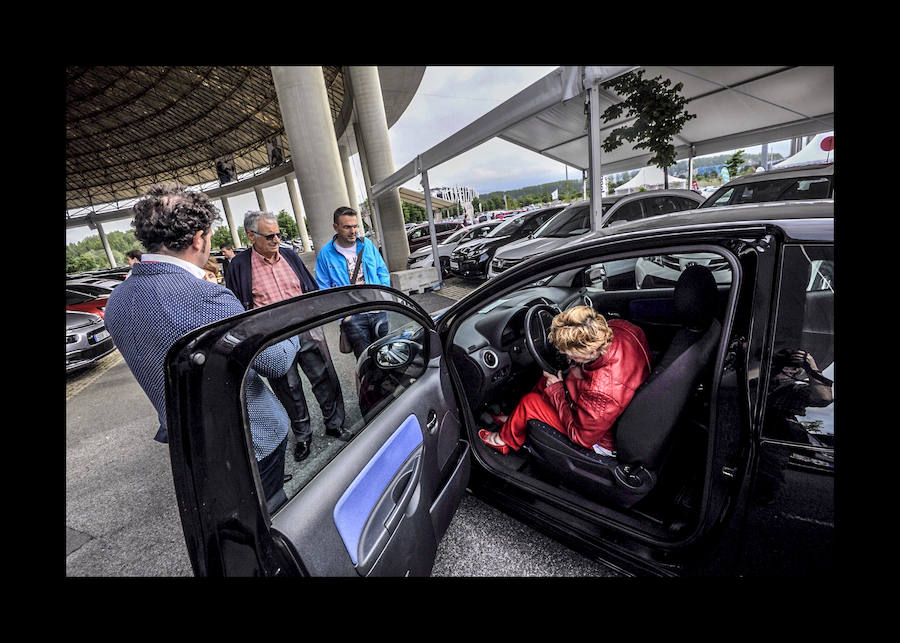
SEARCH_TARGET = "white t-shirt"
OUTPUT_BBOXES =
[335,242,365,285]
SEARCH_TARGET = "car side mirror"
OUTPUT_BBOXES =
[374,339,422,369]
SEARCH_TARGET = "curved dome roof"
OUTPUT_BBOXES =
[66,66,424,212]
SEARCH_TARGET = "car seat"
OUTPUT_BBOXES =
[523,265,722,508]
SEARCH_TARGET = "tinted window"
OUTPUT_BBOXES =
[534,205,590,237]
[605,200,644,226]
[702,175,833,207]
[762,245,834,444]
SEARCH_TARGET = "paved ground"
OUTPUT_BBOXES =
[65,267,619,577]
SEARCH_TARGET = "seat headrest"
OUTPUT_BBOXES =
[674,264,718,331]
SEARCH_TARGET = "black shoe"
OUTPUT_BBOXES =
[325,426,353,442]
[293,439,311,462]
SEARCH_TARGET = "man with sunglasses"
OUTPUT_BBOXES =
[225,211,350,463]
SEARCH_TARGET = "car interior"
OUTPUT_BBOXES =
[439,248,736,540]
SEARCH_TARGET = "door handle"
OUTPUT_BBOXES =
[384,453,422,534]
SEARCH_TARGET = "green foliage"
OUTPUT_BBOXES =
[66,228,143,273]
[600,70,696,173]
[211,225,247,248]
[277,210,298,239]
[725,150,746,179]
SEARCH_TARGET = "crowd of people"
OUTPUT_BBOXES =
[105,182,653,515]
[104,183,391,512]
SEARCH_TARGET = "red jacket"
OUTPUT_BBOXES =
[540,319,651,452]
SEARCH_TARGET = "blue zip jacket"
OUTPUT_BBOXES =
[315,235,391,289]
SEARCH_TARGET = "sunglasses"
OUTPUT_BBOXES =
[251,230,284,241]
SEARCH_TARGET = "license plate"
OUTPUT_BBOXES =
[450,261,459,269]
[92,329,110,343]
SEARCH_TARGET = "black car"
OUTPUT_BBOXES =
[164,200,834,576]
[449,205,566,280]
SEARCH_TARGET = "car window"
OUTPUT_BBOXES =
[260,310,429,508]
[675,196,702,211]
[635,252,732,291]
[762,244,834,446]
[779,177,832,200]
[706,187,735,207]
[443,228,469,245]
[605,200,644,226]
[535,205,590,238]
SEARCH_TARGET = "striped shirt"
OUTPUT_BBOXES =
[250,247,305,308]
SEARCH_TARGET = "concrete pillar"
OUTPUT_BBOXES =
[220,196,242,248]
[353,124,381,246]
[254,186,268,212]
[271,66,350,253]
[285,176,313,252]
[347,65,408,272]
[338,143,365,234]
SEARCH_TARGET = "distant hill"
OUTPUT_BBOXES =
[479,180,583,203]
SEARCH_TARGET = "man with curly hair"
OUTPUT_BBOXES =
[105,184,300,511]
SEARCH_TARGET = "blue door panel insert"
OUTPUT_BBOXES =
[333,415,424,565]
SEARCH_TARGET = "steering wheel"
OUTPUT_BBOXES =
[524,303,569,374]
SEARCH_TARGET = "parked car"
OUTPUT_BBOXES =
[66,310,116,373]
[488,190,704,279]
[449,205,567,280]
[163,199,834,576]
[66,288,109,318]
[699,162,833,208]
[65,281,116,298]
[406,221,462,252]
[406,220,502,273]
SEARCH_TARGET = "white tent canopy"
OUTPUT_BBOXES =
[371,65,834,230]
[772,131,835,167]
[614,166,686,194]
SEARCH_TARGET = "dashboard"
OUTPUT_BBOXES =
[448,285,585,409]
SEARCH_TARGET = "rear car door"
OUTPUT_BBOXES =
[164,285,470,576]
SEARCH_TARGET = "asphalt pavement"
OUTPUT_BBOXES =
[65,265,620,577]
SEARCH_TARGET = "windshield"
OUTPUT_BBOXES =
[486,215,526,237]
[441,227,470,245]
[532,205,590,238]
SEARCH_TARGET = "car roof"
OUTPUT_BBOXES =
[566,189,705,209]
[721,162,833,186]
[580,199,833,243]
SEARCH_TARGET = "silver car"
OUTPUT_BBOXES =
[67,310,116,373]
[698,162,833,207]
[406,220,501,272]
[488,190,705,279]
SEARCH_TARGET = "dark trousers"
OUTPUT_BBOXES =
[258,437,287,511]
[341,311,389,359]
[269,330,345,442]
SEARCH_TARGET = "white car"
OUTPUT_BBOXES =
[406,220,501,272]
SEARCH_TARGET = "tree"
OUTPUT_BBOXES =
[725,149,746,179]
[277,210,298,239]
[599,70,696,189]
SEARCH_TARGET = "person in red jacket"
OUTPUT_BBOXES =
[479,306,651,456]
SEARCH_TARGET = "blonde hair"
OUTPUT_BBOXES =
[547,306,614,359]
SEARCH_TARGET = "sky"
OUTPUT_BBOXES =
[65,66,805,246]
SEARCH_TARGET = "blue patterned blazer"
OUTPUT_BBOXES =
[105,260,299,460]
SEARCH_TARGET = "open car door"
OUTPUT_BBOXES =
[164,285,470,576]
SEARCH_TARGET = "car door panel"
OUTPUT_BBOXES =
[165,285,469,576]
[272,357,468,576]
